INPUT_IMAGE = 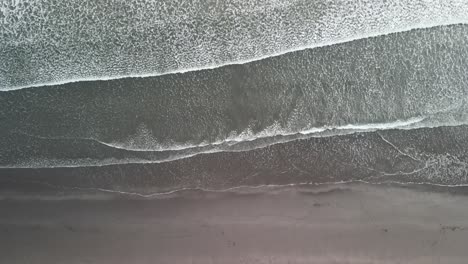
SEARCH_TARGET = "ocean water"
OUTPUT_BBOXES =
[0,1,468,198]
[3,2,468,263]
[1,0,468,90]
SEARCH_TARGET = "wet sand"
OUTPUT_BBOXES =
[1,184,468,264]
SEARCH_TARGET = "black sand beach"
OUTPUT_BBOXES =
[2,2,468,263]
[1,184,468,264]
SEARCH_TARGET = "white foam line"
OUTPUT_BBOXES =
[1,116,429,169]
[80,115,426,151]
[299,117,426,135]
[14,116,426,153]
[2,21,467,92]
[376,133,422,162]
[3,178,468,200]
[4,117,467,169]
[0,178,359,199]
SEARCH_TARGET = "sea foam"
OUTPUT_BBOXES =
[2,0,468,90]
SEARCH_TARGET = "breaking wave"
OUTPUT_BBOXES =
[5,115,468,168]
[2,0,468,90]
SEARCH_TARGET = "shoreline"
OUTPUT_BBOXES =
[1,183,468,263]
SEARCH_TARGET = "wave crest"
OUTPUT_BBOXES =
[2,0,468,90]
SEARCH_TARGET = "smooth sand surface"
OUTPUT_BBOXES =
[1,184,468,264]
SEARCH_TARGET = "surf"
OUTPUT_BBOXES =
[2,0,468,90]
[2,22,467,92]
[4,116,467,169]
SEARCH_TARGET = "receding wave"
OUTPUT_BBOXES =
[2,125,468,198]
[2,0,468,90]
[2,180,467,200]
[106,116,427,152]
[3,116,468,168]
